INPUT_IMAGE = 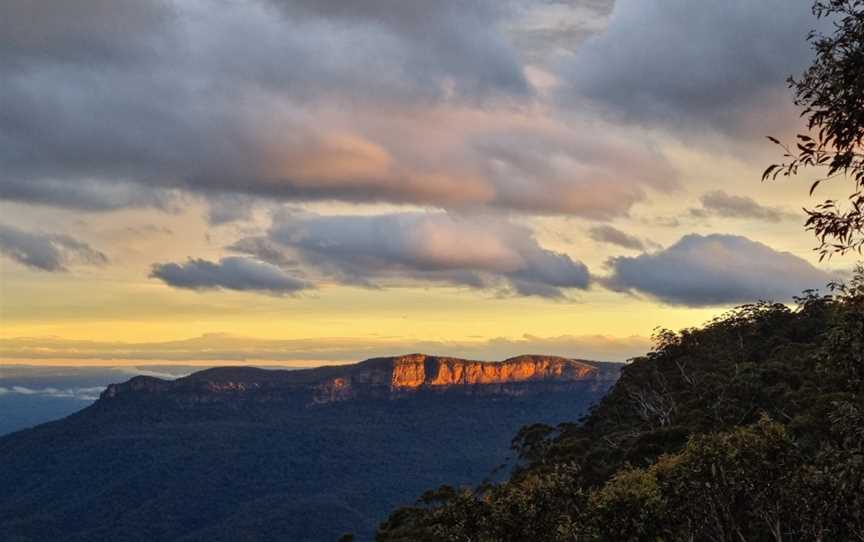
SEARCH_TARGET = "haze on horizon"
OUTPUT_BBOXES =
[0,0,856,367]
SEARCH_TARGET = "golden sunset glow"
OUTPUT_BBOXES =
[0,0,856,368]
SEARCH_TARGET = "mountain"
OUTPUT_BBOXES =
[0,354,619,542]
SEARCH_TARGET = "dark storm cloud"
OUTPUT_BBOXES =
[604,234,832,306]
[560,0,821,133]
[149,257,310,295]
[231,211,591,297]
[0,223,108,271]
[0,0,173,66]
[0,0,673,218]
[690,190,797,223]
[2,0,526,100]
[588,225,644,250]
[267,0,532,99]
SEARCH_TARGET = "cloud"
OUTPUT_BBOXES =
[124,224,173,237]
[604,234,833,306]
[505,0,615,63]
[0,223,107,271]
[690,190,797,223]
[205,194,257,225]
[2,0,526,100]
[149,257,310,295]
[0,0,673,219]
[112,367,190,380]
[588,225,644,250]
[236,211,591,297]
[0,178,182,212]
[560,0,820,135]
[0,0,173,66]
[264,0,532,100]
[226,237,298,267]
[0,332,649,363]
[0,385,105,401]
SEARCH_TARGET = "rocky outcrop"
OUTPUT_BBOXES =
[388,354,598,389]
[99,354,620,407]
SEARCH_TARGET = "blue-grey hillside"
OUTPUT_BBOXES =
[0,354,618,542]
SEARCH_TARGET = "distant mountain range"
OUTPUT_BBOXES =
[0,354,619,542]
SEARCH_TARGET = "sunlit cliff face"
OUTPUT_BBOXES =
[319,353,619,404]
[388,354,598,388]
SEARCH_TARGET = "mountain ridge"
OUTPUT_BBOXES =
[99,354,617,406]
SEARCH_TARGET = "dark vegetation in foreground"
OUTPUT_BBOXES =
[377,269,864,541]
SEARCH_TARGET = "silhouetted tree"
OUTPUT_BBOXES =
[765,0,864,259]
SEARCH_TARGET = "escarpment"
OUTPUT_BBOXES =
[99,354,619,408]
[389,354,600,388]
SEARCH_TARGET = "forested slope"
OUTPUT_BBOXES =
[378,269,864,541]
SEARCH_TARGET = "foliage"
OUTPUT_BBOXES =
[764,1,864,259]
[378,465,592,542]
[378,270,864,541]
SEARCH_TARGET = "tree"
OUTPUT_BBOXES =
[765,0,864,259]
[656,418,803,542]
[588,467,665,541]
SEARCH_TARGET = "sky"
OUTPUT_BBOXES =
[0,0,857,366]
